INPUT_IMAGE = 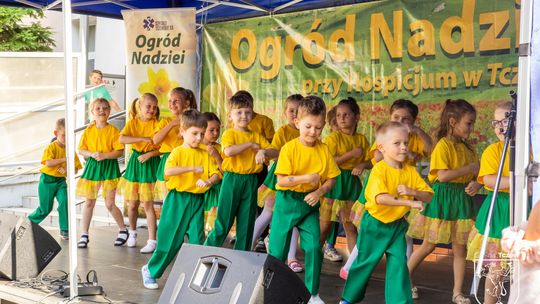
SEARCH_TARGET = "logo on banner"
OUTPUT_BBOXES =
[143,16,174,31]
[143,17,154,31]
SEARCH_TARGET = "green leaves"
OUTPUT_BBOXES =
[0,7,55,51]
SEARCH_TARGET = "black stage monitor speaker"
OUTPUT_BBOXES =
[0,213,61,280]
[158,244,311,304]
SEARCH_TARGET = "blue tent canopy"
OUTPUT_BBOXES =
[0,0,371,23]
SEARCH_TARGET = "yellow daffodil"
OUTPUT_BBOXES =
[138,67,179,115]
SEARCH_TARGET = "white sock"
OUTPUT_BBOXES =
[251,207,273,247]
[343,245,358,271]
[129,229,137,235]
[287,227,300,261]
[406,236,413,260]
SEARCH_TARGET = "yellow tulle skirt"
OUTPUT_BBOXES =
[467,227,509,268]
[204,208,218,233]
[153,180,168,201]
[350,201,366,228]
[407,215,474,245]
[257,185,275,209]
[76,178,118,200]
[320,198,348,222]
[117,178,155,202]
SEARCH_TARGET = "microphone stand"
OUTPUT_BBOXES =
[471,91,517,297]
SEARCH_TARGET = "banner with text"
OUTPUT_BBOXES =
[201,0,519,151]
[123,8,196,116]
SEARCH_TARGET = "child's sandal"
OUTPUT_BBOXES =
[77,234,89,248]
[288,260,304,273]
[114,229,129,246]
[452,294,471,304]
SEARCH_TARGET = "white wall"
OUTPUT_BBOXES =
[94,17,126,76]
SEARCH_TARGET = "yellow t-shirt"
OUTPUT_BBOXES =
[369,132,428,166]
[120,117,160,152]
[221,129,270,174]
[275,138,341,193]
[428,137,478,184]
[154,117,182,153]
[79,123,123,153]
[323,131,370,170]
[365,161,433,223]
[478,141,509,192]
[41,141,82,177]
[270,124,299,150]
[165,145,222,194]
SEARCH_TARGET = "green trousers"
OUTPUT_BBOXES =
[29,173,68,231]
[269,190,322,295]
[204,172,258,251]
[147,191,204,279]
[342,212,412,304]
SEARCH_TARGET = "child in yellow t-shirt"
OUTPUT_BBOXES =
[76,98,126,248]
[321,97,370,255]
[117,93,161,254]
[153,87,196,200]
[29,118,82,240]
[252,94,303,271]
[201,112,223,232]
[407,99,480,303]
[342,99,433,279]
[141,110,222,289]
[467,102,512,304]
[204,91,275,251]
[268,96,341,303]
[340,121,433,304]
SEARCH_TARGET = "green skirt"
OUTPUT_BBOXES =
[326,169,360,201]
[204,181,222,212]
[357,172,371,204]
[422,182,474,220]
[122,150,160,183]
[474,191,509,239]
[156,152,171,182]
[262,161,278,191]
[80,158,120,181]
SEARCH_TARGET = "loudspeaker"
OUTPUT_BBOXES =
[158,244,310,304]
[0,213,61,280]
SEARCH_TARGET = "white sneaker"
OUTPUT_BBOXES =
[140,240,157,254]
[323,247,343,262]
[127,231,137,248]
[308,294,325,304]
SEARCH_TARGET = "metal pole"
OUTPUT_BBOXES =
[62,0,79,299]
[514,0,532,225]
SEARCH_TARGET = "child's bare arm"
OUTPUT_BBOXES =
[524,201,540,241]
[483,175,510,190]
[437,162,479,182]
[45,158,66,167]
[396,185,433,203]
[79,149,123,161]
[153,118,180,144]
[410,125,433,156]
[277,173,319,188]
[304,178,336,206]
[334,147,364,165]
[223,142,258,157]
[375,193,424,211]
[196,173,222,188]
[138,150,161,163]
[165,165,203,177]
[119,135,153,145]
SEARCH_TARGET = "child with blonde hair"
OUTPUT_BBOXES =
[76,98,126,248]
[118,93,161,253]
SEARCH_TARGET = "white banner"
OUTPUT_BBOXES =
[122,8,197,116]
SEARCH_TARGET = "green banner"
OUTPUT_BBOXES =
[201,0,519,152]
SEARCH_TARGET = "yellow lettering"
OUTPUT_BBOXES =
[230,29,257,71]
[439,0,475,55]
[408,20,436,58]
[479,11,511,52]
[328,14,356,63]
[259,36,281,81]
[370,11,403,60]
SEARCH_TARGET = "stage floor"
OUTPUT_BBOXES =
[0,225,493,303]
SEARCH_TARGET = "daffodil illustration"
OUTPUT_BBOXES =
[138,67,179,114]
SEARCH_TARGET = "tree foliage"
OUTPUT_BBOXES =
[0,7,56,51]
